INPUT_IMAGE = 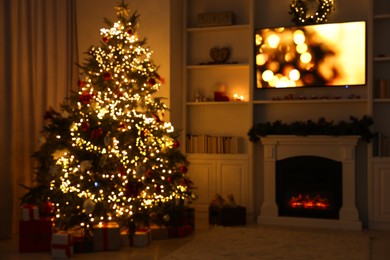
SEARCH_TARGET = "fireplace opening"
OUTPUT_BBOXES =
[276,156,342,219]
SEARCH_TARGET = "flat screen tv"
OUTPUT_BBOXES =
[255,21,366,89]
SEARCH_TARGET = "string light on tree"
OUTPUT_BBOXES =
[21,0,196,236]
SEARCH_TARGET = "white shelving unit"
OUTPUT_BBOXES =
[183,0,254,217]
[369,0,390,229]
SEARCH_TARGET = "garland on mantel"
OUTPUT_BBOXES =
[248,116,374,143]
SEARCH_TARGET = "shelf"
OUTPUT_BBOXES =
[187,101,250,106]
[187,24,250,33]
[252,99,367,105]
[187,153,249,160]
[374,56,390,62]
[372,156,390,162]
[374,14,390,20]
[374,98,390,103]
[186,63,249,69]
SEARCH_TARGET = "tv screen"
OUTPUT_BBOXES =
[255,21,366,89]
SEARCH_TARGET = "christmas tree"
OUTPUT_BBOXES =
[21,1,196,235]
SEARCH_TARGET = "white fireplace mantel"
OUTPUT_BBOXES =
[258,135,362,230]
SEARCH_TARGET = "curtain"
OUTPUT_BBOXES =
[0,0,78,239]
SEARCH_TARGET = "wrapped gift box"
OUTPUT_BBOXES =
[209,206,246,226]
[19,219,53,252]
[150,225,168,240]
[93,222,121,251]
[21,204,39,221]
[169,207,195,228]
[73,236,93,254]
[132,228,151,247]
[68,227,93,254]
[120,230,131,247]
[167,225,193,238]
[51,232,73,258]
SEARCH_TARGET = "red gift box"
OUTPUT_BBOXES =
[19,219,53,252]
[73,235,94,253]
[168,225,193,238]
[150,225,169,240]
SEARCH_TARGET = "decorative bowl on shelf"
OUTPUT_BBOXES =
[210,47,230,64]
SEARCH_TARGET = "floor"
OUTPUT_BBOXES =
[1,217,390,260]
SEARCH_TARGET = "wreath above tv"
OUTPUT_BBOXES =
[289,0,336,25]
[248,116,374,143]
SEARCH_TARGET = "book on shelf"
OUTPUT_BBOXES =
[373,132,390,157]
[186,134,239,154]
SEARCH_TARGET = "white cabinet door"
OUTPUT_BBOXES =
[187,157,216,211]
[188,155,251,212]
[216,159,250,209]
[372,162,390,224]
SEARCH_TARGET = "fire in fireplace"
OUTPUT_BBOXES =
[288,193,330,210]
[276,156,342,219]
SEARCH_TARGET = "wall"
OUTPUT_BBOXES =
[76,0,172,120]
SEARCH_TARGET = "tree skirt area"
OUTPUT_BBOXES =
[162,225,370,260]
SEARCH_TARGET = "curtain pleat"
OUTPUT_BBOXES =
[0,0,78,239]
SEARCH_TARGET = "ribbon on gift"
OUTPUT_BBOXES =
[73,236,86,252]
[103,226,109,251]
[21,204,39,221]
[96,222,119,251]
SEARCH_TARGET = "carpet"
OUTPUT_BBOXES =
[162,225,370,260]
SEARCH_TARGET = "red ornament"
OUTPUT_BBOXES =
[117,165,126,176]
[103,36,109,43]
[78,92,94,105]
[77,80,86,88]
[90,127,103,140]
[125,181,142,198]
[147,78,156,86]
[180,179,188,187]
[173,140,180,149]
[180,165,188,174]
[103,72,111,81]
[145,170,153,178]
[39,201,54,217]
[167,177,172,183]
[118,122,126,131]
[80,121,90,132]
[127,29,133,35]
[116,90,123,97]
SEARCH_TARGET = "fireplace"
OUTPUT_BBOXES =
[258,135,361,230]
[276,156,342,219]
